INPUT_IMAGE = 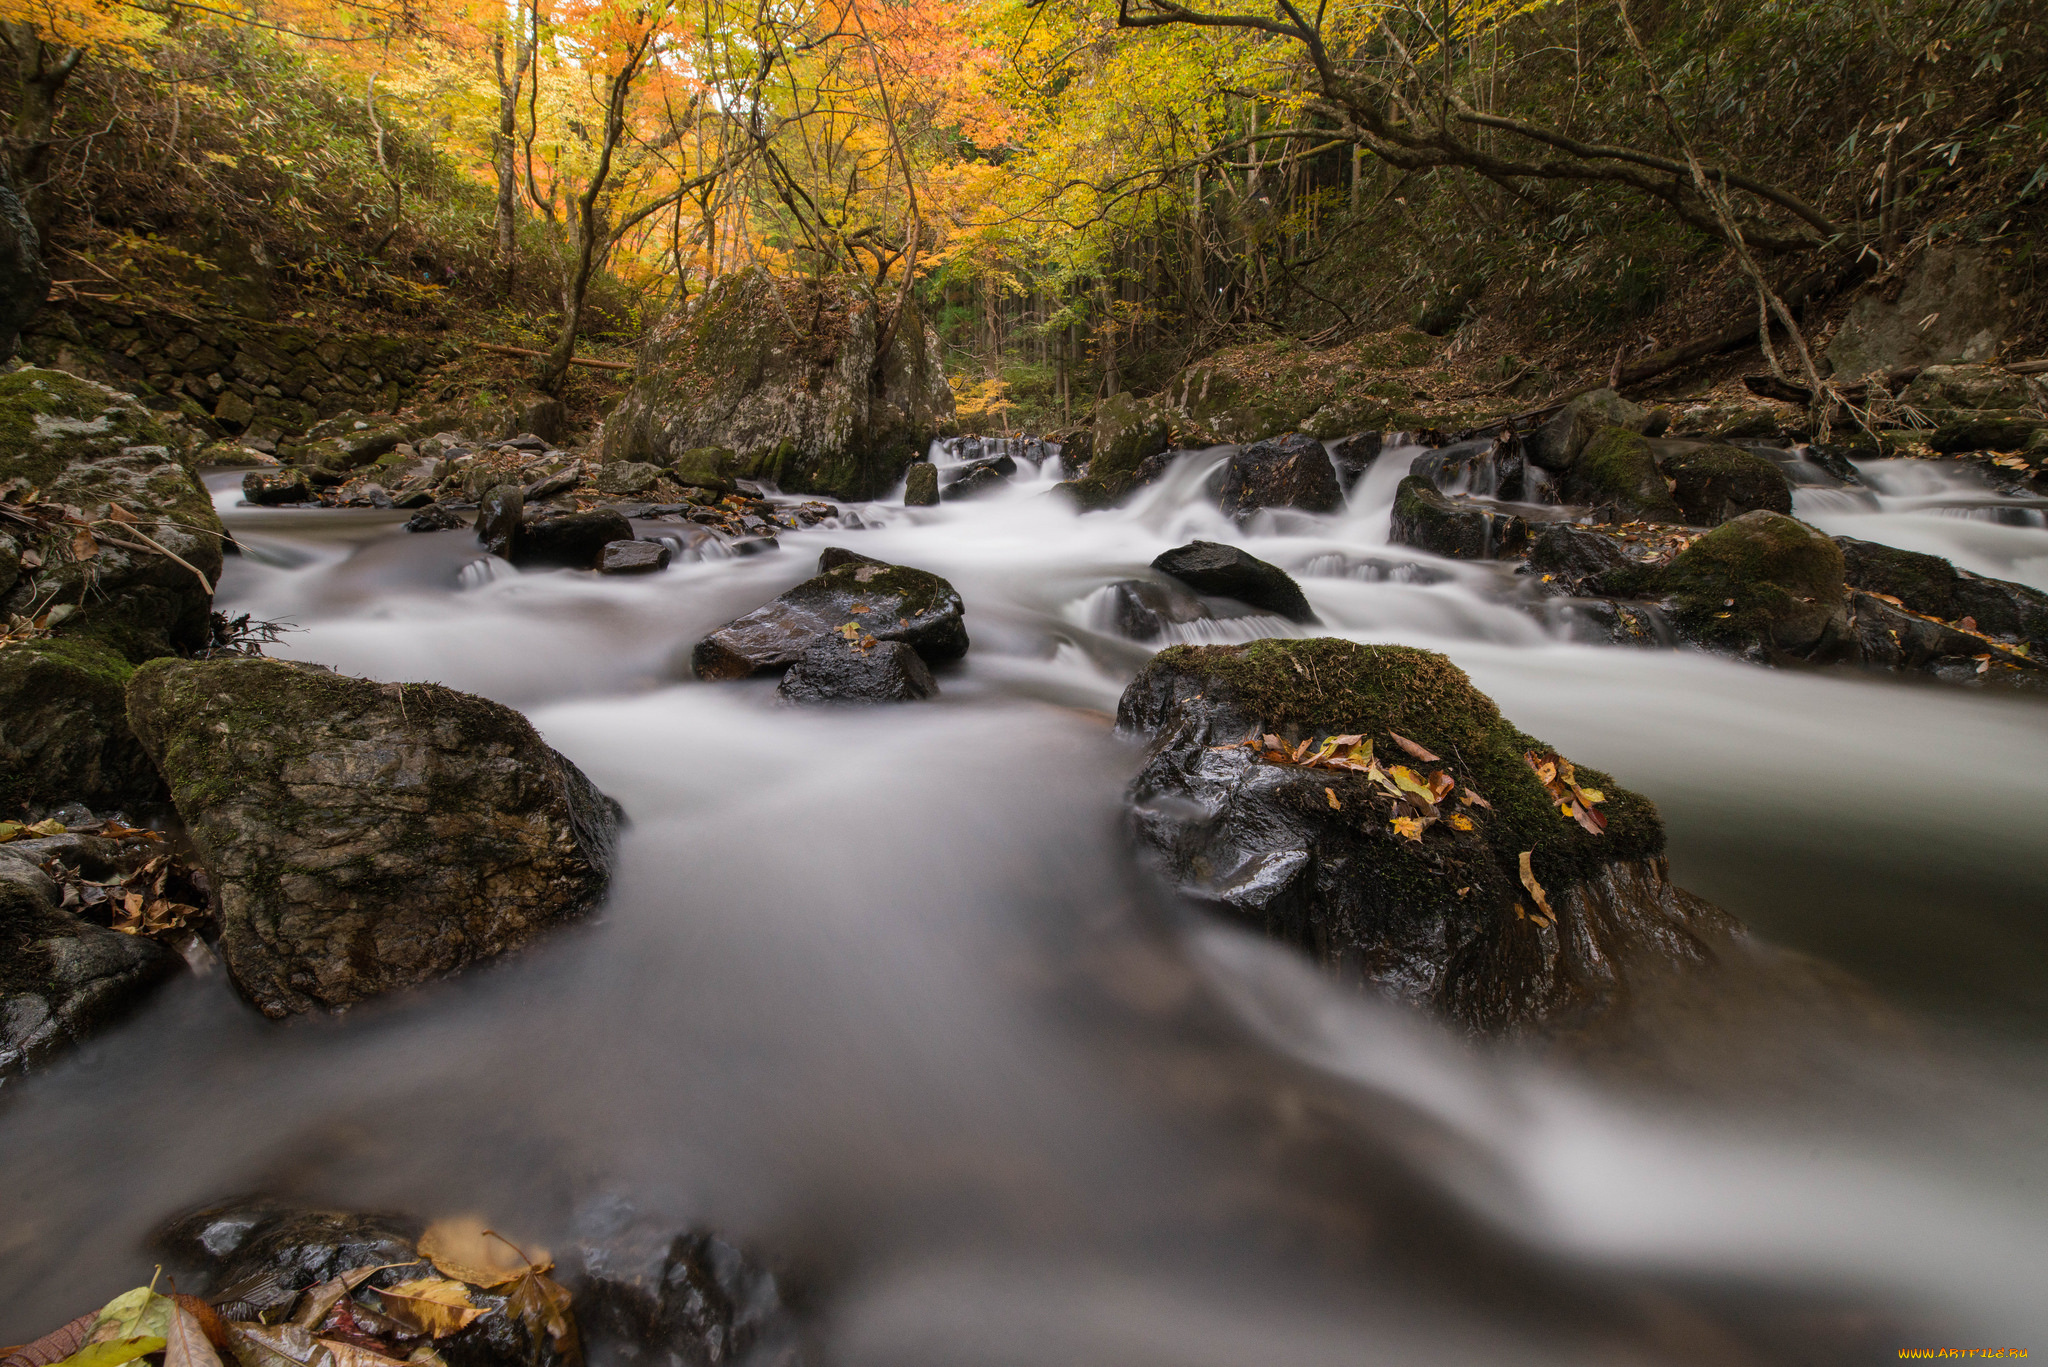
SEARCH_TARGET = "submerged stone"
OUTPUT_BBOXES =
[776,635,938,704]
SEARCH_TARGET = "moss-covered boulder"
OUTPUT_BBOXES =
[1899,364,2039,413]
[602,268,953,502]
[0,635,164,815]
[0,368,224,661]
[1119,639,1734,1036]
[1649,440,1793,526]
[1527,388,1651,470]
[1928,413,2046,454]
[1663,511,1847,657]
[125,657,623,1017]
[692,548,968,680]
[1561,425,1684,523]
[2,853,180,1078]
[1054,391,1171,510]
[904,460,939,506]
[1390,475,1530,560]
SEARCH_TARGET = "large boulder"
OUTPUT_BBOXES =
[603,267,954,502]
[1559,425,1684,523]
[0,635,164,814]
[0,368,223,661]
[1217,432,1343,520]
[1150,541,1317,623]
[1118,638,1734,1035]
[1662,511,1847,658]
[692,552,968,680]
[125,658,623,1018]
[1649,440,1793,526]
[904,460,939,506]
[1900,363,2039,413]
[1835,534,2048,656]
[1,851,179,1078]
[1389,475,1531,560]
[1826,246,2015,377]
[1055,391,1172,510]
[513,508,635,570]
[1527,388,1651,470]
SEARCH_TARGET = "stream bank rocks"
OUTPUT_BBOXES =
[1118,638,1736,1036]
[691,549,967,698]
[125,658,622,1017]
[1391,476,1530,560]
[1,850,180,1078]
[1217,433,1343,520]
[603,266,954,502]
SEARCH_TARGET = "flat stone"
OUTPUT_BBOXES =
[598,539,670,574]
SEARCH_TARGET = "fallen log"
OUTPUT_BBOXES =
[475,342,634,372]
[1743,358,2046,406]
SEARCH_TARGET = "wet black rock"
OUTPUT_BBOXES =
[776,635,938,704]
[477,482,524,556]
[404,502,468,533]
[1525,522,1646,598]
[1150,541,1317,624]
[942,456,1014,501]
[1104,578,1213,641]
[241,468,313,506]
[1650,440,1793,526]
[1845,591,2048,689]
[515,509,636,570]
[1836,534,2048,656]
[1527,388,1650,471]
[1,853,180,1078]
[904,461,940,506]
[1329,431,1381,488]
[599,539,671,574]
[693,556,968,680]
[126,657,622,1017]
[1117,637,1735,1036]
[1217,433,1343,520]
[0,635,166,814]
[1389,475,1530,560]
[1929,414,2046,454]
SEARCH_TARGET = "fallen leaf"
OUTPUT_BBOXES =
[1448,814,1474,831]
[4,1315,95,1367]
[52,1340,161,1367]
[105,503,139,526]
[315,1343,408,1367]
[368,1283,480,1339]
[1388,766,1439,810]
[170,1300,227,1352]
[1390,816,1424,842]
[418,1218,548,1290]
[1388,730,1440,762]
[1576,787,1605,804]
[1324,787,1341,810]
[1459,788,1492,810]
[504,1269,577,1356]
[70,527,98,561]
[226,1324,330,1367]
[1518,851,1554,919]
[835,622,861,640]
[166,1308,223,1367]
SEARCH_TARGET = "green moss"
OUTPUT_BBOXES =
[1568,425,1683,521]
[1664,510,1845,651]
[1653,441,1792,525]
[0,634,157,813]
[1138,638,1663,890]
[819,561,951,617]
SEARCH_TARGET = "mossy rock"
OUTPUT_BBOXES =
[691,554,969,679]
[1390,475,1530,560]
[1649,440,1793,526]
[1563,424,1684,523]
[1120,639,1730,1035]
[665,446,737,493]
[0,368,224,660]
[1664,511,1846,656]
[1058,392,1171,509]
[0,635,164,815]
[125,657,622,1017]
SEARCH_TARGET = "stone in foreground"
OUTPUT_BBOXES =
[777,635,937,704]
[1150,540,1317,624]
[1,852,180,1077]
[599,539,671,574]
[693,552,968,680]
[126,658,622,1017]
[1119,638,1735,1036]
[0,635,165,814]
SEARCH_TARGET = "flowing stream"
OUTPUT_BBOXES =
[4,442,2047,1360]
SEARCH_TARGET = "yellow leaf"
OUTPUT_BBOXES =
[1324,787,1340,810]
[373,1280,484,1338]
[1576,788,1604,804]
[418,1217,549,1289]
[318,1342,410,1367]
[1448,813,1474,831]
[1389,766,1438,805]
[1390,816,1424,842]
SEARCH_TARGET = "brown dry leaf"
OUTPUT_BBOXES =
[224,1325,329,1367]
[315,1343,408,1367]
[1388,731,1440,762]
[3,1313,95,1367]
[1427,770,1455,802]
[70,527,98,561]
[1518,852,1554,919]
[104,503,139,526]
[369,1283,481,1339]
[165,1309,222,1367]
[1324,787,1341,810]
[504,1270,576,1356]
[418,1217,549,1290]
[1460,788,1492,810]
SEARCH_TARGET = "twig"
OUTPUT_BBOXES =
[474,341,633,372]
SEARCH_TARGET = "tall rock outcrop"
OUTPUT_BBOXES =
[602,268,953,501]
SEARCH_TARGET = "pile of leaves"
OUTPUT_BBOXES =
[0,1221,577,1367]
[1,816,214,945]
[1225,728,1492,844]
[1524,751,1607,835]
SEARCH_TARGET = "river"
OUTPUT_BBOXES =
[2,439,2045,1361]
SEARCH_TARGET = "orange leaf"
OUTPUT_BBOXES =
[1388,730,1440,762]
